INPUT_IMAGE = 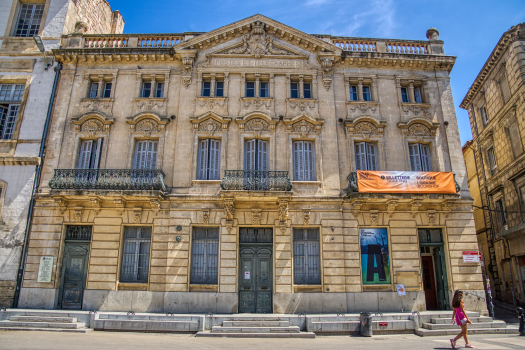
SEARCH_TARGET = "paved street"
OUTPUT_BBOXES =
[0,331,524,350]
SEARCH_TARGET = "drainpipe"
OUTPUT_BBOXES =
[13,62,62,308]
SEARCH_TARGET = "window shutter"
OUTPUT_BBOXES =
[420,144,432,171]
[209,139,221,180]
[409,144,421,171]
[293,141,304,180]
[134,141,157,169]
[245,139,256,171]
[78,140,93,169]
[366,143,378,171]
[133,141,144,169]
[0,106,7,138]
[197,139,208,180]
[149,141,158,169]
[90,138,103,169]
[355,142,367,171]
[306,141,315,181]
[258,140,269,171]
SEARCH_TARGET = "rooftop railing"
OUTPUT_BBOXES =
[82,34,186,49]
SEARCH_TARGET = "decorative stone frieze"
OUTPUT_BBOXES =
[398,118,439,141]
[347,101,379,114]
[80,98,113,113]
[196,97,227,111]
[400,103,431,119]
[236,113,278,137]
[240,97,274,115]
[135,98,166,111]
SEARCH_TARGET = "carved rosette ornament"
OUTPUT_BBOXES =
[135,119,159,137]
[198,119,221,136]
[291,120,315,138]
[224,21,293,58]
[81,119,104,137]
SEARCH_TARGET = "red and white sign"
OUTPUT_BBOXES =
[379,322,388,326]
[463,251,481,263]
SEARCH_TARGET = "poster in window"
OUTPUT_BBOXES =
[360,228,391,285]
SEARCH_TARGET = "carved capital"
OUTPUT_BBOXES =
[411,200,422,217]
[114,198,125,214]
[386,200,398,218]
[55,198,67,214]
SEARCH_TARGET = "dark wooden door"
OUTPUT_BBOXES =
[59,243,89,309]
[239,246,272,313]
[422,255,438,310]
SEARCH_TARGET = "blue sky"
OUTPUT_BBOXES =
[108,0,525,145]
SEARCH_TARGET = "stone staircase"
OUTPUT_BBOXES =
[0,314,92,333]
[196,315,315,338]
[415,312,519,336]
[93,313,201,333]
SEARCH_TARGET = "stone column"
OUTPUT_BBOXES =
[150,75,156,98]
[210,73,216,97]
[358,78,363,101]
[255,73,260,97]
[299,75,304,99]
[269,73,274,98]
[224,73,229,97]
[408,80,415,103]
[97,75,104,98]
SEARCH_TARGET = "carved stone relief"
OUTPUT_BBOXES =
[81,99,111,111]
[135,119,160,136]
[402,104,431,118]
[291,120,315,138]
[198,98,226,110]
[408,123,431,137]
[243,98,272,111]
[244,118,269,132]
[203,210,210,224]
[354,122,378,138]
[289,100,316,112]
[80,119,105,137]
[252,209,261,225]
[348,103,378,113]
[136,99,165,110]
[198,118,222,136]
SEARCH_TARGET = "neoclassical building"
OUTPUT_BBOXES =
[18,15,485,314]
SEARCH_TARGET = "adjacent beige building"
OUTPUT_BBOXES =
[461,23,525,306]
[0,0,123,307]
[18,14,486,314]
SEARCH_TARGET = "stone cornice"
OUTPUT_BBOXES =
[460,22,525,109]
[0,156,40,165]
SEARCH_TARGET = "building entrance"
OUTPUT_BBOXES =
[419,228,449,310]
[238,228,273,313]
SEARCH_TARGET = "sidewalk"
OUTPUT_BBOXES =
[492,300,521,325]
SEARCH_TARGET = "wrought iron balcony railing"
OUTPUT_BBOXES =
[220,170,292,191]
[49,169,166,192]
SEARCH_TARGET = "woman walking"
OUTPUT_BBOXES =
[450,290,473,348]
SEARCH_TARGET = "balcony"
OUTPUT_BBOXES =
[220,170,292,191]
[49,169,166,192]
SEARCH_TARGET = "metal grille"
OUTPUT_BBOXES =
[65,226,92,241]
[239,228,273,244]
[418,228,443,244]
[293,228,321,284]
[190,227,219,284]
[120,227,151,283]
[221,170,292,191]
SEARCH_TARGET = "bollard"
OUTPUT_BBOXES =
[360,311,373,337]
[517,307,525,336]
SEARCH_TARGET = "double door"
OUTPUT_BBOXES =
[58,242,89,309]
[239,246,272,313]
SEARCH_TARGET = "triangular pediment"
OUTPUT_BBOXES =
[175,14,341,56]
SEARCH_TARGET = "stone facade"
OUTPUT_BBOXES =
[19,15,485,314]
[0,0,123,307]
[460,23,525,306]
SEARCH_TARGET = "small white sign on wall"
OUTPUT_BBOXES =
[462,251,480,263]
[37,256,53,283]
[244,271,250,280]
[396,284,406,296]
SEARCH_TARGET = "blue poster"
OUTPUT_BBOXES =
[360,228,390,285]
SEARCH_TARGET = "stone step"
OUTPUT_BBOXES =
[0,321,85,329]
[309,321,360,333]
[416,327,519,336]
[422,321,507,330]
[0,327,92,333]
[94,319,199,332]
[431,316,493,324]
[430,312,481,318]
[222,321,290,327]
[217,317,289,322]
[9,316,78,323]
[196,331,315,338]
[211,326,301,333]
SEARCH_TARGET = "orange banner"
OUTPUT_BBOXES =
[357,171,457,194]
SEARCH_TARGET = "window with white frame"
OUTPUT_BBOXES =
[14,3,44,37]
[89,82,99,98]
[293,228,321,285]
[245,139,268,171]
[486,146,497,176]
[409,143,432,171]
[133,140,158,169]
[77,139,103,169]
[0,84,24,140]
[120,226,151,283]
[197,139,221,180]
[190,227,219,284]
[355,142,378,171]
[293,141,315,181]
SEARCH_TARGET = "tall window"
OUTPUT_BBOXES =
[414,87,423,103]
[355,142,378,171]
[120,227,151,283]
[155,82,164,98]
[290,82,299,98]
[15,3,44,37]
[78,139,103,169]
[141,82,152,98]
[303,83,312,99]
[293,228,320,285]
[401,87,409,103]
[197,139,221,180]
[409,143,432,171]
[103,83,112,98]
[494,199,507,232]
[293,141,315,181]
[133,140,158,169]
[480,104,488,125]
[260,82,269,97]
[486,146,497,176]
[507,122,523,158]
[190,227,219,284]
[350,85,358,101]
[246,81,255,97]
[245,139,268,171]
[214,81,223,97]
[362,85,371,101]
[89,82,99,98]
[0,84,24,140]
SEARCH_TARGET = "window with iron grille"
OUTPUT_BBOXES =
[120,227,151,283]
[15,3,44,37]
[239,228,273,244]
[293,228,320,285]
[190,227,219,284]
[65,226,92,241]
[0,84,24,140]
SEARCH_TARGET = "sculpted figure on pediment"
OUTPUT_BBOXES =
[222,21,294,57]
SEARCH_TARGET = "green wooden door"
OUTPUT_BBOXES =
[59,243,90,309]
[239,246,273,313]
